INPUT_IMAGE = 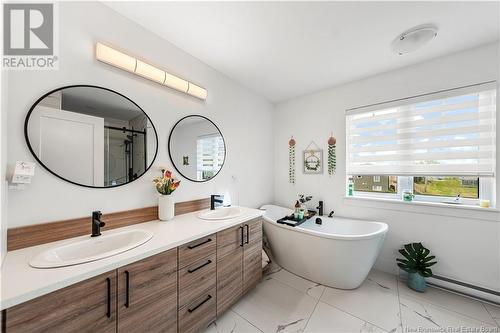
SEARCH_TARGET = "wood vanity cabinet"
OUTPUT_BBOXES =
[216,218,262,316]
[2,218,263,333]
[4,271,117,333]
[117,248,178,333]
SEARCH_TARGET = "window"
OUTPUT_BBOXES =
[413,176,479,199]
[353,175,397,193]
[196,134,225,181]
[346,83,496,206]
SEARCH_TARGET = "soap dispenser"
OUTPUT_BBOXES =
[294,200,301,219]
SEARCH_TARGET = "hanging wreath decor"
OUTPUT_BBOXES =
[303,141,323,174]
[328,134,336,176]
[289,136,296,184]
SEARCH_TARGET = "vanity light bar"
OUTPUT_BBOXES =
[95,43,207,100]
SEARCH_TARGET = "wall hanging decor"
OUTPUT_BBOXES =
[328,133,337,176]
[288,136,296,184]
[303,141,323,174]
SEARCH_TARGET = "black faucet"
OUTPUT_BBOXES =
[91,211,105,237]
[316,201,324,216]
[210,195,224,210]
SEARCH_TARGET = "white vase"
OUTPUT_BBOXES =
[158,195,175,221]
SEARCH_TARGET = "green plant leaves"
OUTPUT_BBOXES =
[396,242,437,277]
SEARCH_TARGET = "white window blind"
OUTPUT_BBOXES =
[196,134,225,179]
[346,83,497,177]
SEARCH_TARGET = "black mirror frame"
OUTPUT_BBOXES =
[168,115,226,183]
[24,84,159,189]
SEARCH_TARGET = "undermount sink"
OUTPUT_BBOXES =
[198,207,244,220]
[30,229,153,268]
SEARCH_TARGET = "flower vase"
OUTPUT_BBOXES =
[407,272,427,292]
[158,195,175,221]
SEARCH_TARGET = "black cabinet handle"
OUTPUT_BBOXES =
[188,295,212,313]
[239,226,244,247]
[106,277,111,318]
[188,260,212,273]
[125,271,130,308]
[245,224,250,244]
[187,238,212,249]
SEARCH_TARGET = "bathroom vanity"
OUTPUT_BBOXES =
[1,208,263,333]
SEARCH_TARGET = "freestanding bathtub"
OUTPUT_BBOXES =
[262,205,388,289]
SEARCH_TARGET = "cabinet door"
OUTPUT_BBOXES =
[243,238,263,294]
[216,224,243,316]
[5,271,116,333]
[117,248,178,333]
[243,219,263,294]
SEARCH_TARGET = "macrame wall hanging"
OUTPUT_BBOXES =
[328,133,337,176]
[288,136,296,184]
[303,141,323,174]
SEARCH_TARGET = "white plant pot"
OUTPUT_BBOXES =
[158,195,175,221]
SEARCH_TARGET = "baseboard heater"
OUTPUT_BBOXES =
[426,274,500,306]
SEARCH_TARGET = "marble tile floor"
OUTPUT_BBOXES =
[205,266,500,333]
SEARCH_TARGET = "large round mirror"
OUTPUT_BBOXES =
[25,85,158,188]
[168,115,226,182]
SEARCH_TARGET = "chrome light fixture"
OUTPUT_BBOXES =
[95,43,207,100]
[391,24,438,55]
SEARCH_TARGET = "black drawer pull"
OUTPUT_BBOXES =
[245,224,250,244]
[188,295,212,313]
[106,277,111,318]
[239,226,244,247]
[125,270,130,308]
[187,238,212,249]
[188,259,212,273]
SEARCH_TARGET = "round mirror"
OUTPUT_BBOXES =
[25,85,158,188]
[168,115,226,182]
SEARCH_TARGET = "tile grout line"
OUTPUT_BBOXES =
[482,303,500,328]
[229,309,265,333]
[318,299,390,332]
[396,277,404,331]
[301,286,326,333]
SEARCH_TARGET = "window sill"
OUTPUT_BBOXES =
[343,196,499,222]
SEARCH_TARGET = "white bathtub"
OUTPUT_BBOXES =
[262,205,388,289]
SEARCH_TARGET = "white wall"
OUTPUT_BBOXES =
[1,69,8,265]
[6,2,274,228]
[273,43,500,291]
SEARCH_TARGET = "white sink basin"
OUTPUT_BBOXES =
[198,207,244,220]
[30,229,153,268]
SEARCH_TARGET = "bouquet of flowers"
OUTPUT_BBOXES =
[153,169,180,195]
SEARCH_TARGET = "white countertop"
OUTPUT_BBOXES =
[0,207,264,310]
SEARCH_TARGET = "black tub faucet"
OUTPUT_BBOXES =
[316,201,324,216]
[210,195,224,210]
[91,211,105,237]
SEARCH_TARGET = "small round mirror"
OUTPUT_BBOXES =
[168,115,226,182]
[25,85,158,188]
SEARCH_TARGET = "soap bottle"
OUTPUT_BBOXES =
[348,176,354,196]
[294,200,301,219]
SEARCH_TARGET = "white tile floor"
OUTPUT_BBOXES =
[205,267,500,333]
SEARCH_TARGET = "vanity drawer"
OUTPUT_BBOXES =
[178,253,216,308]
[178,234,216,269]
[178,288,216,333]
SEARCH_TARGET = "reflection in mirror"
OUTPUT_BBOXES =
[25,86,158,188]
[169,116,226,182]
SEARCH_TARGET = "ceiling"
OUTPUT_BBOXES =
[105,1,499,103]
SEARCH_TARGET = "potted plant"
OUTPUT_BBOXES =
[153,169,180,221]
[397,242,437,292]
